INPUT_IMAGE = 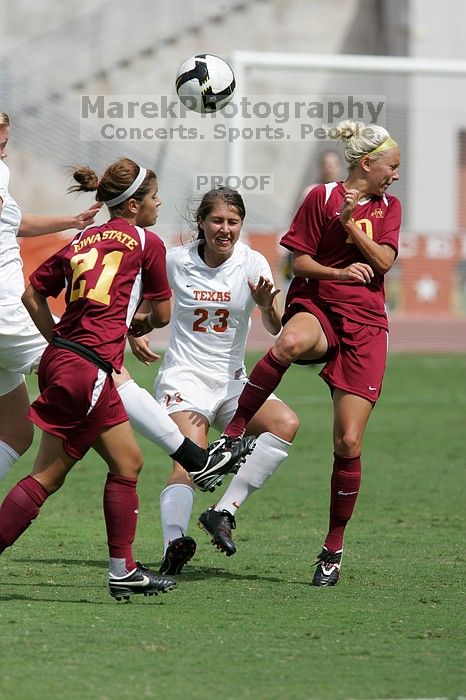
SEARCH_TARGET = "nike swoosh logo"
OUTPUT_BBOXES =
[321,565,339,576]
[208,451,232,470]
[110,574,151,587]
[368,386,377,391]
[338,490,358,496]
[247,380,265,390]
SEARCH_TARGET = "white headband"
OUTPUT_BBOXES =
[104,166,147,208]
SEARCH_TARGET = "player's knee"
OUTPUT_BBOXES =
[114,445,144,479]
[132,448,144,477]
[334,428,362,457]
[269,407,300,442]
[286,408,300,440]
[274,333,303,363]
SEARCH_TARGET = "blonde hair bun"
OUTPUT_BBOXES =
[333,120,393,169]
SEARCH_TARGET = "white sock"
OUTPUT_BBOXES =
[0,440,20,481]
[160,483,195,554]
[216,432,291,515]
[118,379,184,455]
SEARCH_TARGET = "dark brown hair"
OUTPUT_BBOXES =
[196,186,246,240]
[69,157,156,214]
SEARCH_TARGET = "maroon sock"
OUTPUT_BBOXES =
[324,453,362,552]
[103,473,138,572]
[224,349,290,437]
[0,475,49,553]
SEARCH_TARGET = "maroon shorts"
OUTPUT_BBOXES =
[320,316,388,403]
[28,345,128,460]
[282,291,388,403]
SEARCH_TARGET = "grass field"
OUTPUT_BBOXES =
[0,352,464,700]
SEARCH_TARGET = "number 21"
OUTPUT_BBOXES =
[69,248,123,305]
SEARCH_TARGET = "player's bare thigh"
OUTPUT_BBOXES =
[273,312,328,363]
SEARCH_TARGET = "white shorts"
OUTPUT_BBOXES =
[154,365,280,433]
[0,304,48,396]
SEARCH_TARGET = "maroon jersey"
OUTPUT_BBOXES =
[281,182,401,328]
[29,217,171,371]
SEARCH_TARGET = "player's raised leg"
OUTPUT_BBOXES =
[115,372,255,492]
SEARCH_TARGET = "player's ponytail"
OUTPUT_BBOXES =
[69,167,100,193]
[68,158,156,214]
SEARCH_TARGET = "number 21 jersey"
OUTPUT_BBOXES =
[29,217,171,371]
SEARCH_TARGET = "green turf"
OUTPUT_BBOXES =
[0,352,464,700]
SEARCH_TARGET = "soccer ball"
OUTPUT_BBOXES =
[175,54,235,113]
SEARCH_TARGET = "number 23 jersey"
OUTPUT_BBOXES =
[160,240,274,382]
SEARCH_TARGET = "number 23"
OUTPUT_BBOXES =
[192,308,229,333]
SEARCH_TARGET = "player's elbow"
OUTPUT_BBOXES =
[158,314,171,328]
[375,247,396,276]
[21,284,35,312]
[291,258,311,277]
[151,311,171,328]
[375,257,394,276]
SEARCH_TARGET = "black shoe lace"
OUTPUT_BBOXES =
[314,549,340,566]
[135,560,149,572]
[219,510,236,533]
[223,510,236,528]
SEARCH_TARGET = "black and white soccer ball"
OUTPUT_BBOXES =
[175,54,235,113]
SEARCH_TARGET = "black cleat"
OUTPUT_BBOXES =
[199,507,237,556]
[159,536,197,575]
[108,562,176,602]
[311,547,343,587]
[188,435,256,492]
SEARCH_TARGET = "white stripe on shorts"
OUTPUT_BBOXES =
[87,368,108,415]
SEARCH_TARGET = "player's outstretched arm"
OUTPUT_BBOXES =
[18,203,102,237]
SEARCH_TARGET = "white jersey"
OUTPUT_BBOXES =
[0,160,24,306]
[159,240,274,383]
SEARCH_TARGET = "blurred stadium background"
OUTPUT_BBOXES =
[1,0,465,350]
